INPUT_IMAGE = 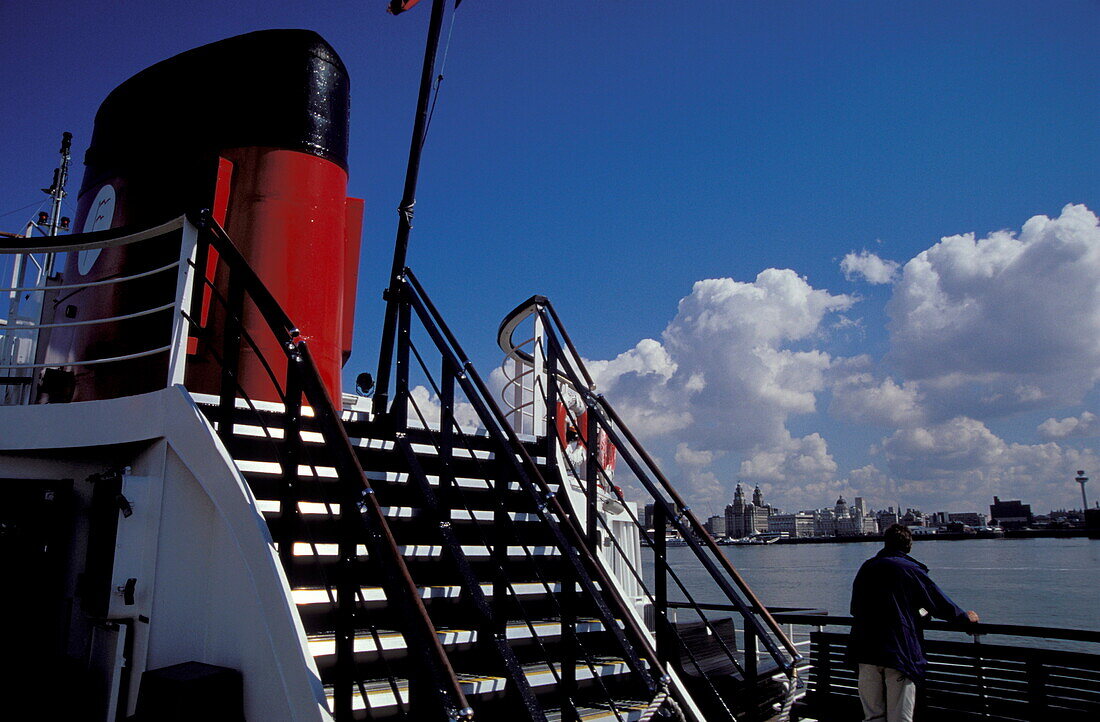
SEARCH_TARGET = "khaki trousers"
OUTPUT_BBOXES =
[858,663,916,722]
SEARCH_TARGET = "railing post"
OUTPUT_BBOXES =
[559,559,578,721]
[744,623,759,682]
[216,267,244,442]
[440,357,454,481]
[166,220,198,387]
[334,508,356,721]
[544,331,558,469]
[653,503,669,663]
[811,629,830,706]
[585,409,599,551]
[532,311,546,438]
[394,296,411,431]
[1026,656,1047,721]
[279,357,302,571]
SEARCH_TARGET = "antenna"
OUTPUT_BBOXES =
[36,132,73,276]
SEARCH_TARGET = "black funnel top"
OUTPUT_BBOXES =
[83,29,350,193]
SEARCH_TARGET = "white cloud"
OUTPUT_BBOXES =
[563,205,1100,513]
[675,443,717,467]
[406,385,482,431]
[738,431,838,483]
[830,372,925,427]
[587,271,852,457]
[887,204,1100,420]
[879,416,1099,509]
[841,250,900,284]
[1038,411,1098,440]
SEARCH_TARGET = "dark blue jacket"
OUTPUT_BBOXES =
[848,549,967,682]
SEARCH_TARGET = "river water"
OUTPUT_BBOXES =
[648,537,1099,633]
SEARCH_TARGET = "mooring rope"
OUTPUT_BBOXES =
[637,678,689,722]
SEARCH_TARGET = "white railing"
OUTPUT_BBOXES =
[0,216,198,405]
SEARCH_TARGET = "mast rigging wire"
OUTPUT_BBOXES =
[420,0,461,150]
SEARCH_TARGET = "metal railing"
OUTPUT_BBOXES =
[185,212,471,721]
[771,613,1100,721]
[379,268,681,720]
[1,213,473,721]
[497,296,803,721]
[0,217,194,405]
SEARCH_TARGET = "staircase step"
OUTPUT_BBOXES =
[287,542,562,560]
[255,498,551,525]
[291,581,574,610]
[309,619,608,665]
[545,702,654,721]
[326,658,635,718]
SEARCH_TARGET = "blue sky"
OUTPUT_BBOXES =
[3,1,1098,515]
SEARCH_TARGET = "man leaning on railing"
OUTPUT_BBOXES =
[848,523,979,722]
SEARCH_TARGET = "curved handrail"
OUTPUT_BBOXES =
[401,268,668,696]
[497,296,802,669]
[0,215,185,254]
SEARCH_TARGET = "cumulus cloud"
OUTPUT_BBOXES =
[675,443,717,467]
[887,204,1100,420]
[564,205,1100,513]
[1038,411,1098,440]
[738,431,838,483]
[878,416,1099,508]
[587,270,852,457]
[841,250,900,284]
[406,385,482,430]
[830,373,925,427]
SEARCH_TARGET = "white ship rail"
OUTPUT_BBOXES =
[0,216,197,405]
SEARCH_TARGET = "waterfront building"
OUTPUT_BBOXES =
[876,508,899,532]
[705,514,727,537]
[643,503,655,531]
[768,511,815,538]
[901,508,925,527]
[990,496,1033,530]
[813,508,836,537]
[725,483,771,538]
[948,512,987,528]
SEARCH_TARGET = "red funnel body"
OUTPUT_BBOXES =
[215,147,351,400]
[41,30,360,403]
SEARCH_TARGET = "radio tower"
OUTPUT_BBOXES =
[1075,470,1089,511]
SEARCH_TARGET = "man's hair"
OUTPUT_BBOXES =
[883,523,912,553]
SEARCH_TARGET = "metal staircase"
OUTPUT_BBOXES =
[0,212,798,720]
[182,213,676,721]
[198,397,665,721]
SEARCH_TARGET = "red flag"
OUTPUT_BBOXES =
[387,0,423,14]
[389,0,462,15]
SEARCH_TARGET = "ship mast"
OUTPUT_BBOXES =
[374,0,451,414]
[41,131,73,274]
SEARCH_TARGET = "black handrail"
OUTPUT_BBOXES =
[400,331,633,721]
[183,284,413,714]
[770,612,1100,644]
[189,212,471,721]
[497,297,802,671]
[397,269,673,700]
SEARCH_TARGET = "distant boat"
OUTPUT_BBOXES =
[730,533,780,545]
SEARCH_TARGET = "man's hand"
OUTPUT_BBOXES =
[965,610,980,623]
